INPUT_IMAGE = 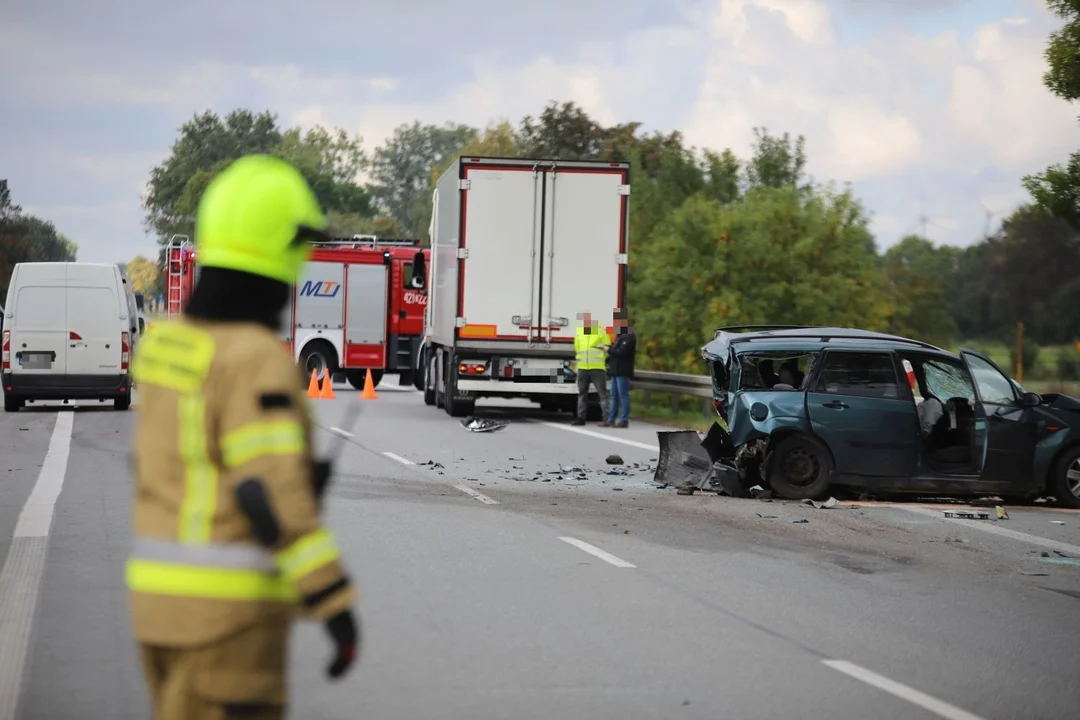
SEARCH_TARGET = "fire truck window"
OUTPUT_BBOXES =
[403,262,423,289]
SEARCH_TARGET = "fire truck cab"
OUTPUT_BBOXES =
[164,235,430,390]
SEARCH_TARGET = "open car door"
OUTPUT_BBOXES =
[958,347,1038,488]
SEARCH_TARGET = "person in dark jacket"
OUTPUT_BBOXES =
[604,308,636,428]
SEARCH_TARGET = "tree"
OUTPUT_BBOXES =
[517,100,606,159]
[369,121,477,235]
[0,181,78,300]
[744,127,810,192]
[881,236,958,347]
[1022,0,1080,228]
[125,255,161,294]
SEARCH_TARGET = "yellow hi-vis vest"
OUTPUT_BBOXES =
[574,327,610,371]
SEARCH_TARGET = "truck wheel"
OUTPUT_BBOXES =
[1049,445,1080,509]
[586,402,604,422]
[345,370,383,390]
[444,359,474,417]
[765,435,832,500]
[299,341,338,383]
[4,394,20,413]
[423,354,436,406]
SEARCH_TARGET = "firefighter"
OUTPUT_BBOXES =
[127,154,360,720]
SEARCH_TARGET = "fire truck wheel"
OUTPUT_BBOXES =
[345,370,382,390]
[300,341,338,382]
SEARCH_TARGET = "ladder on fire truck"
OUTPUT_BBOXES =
[315,235,423,250]
[165,237,193,320]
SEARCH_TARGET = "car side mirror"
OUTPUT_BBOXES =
[1019,391,1041,407]
[412,250,427,289]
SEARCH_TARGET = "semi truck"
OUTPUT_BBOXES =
[414,156,630,417]
[163,235,430,388]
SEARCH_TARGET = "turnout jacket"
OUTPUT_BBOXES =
[127,318,356,646]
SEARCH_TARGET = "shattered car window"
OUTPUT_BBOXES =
[736,353,814,390]
[923,360,975,402]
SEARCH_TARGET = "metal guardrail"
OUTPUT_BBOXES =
[630,370,713,398]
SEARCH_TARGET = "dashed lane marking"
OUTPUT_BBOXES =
[452,484,500,505]
[896,506,1080,555]
[823,660,987,720]
[535,421,660,452]
[381,451,415,466]
[0,411,75,720]
[558,537,636,568]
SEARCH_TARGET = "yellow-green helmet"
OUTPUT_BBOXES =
[194,154,327,285]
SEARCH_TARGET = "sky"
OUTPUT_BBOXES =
[0,0,1076,264]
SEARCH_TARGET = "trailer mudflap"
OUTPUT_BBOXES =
[654,424,748,497]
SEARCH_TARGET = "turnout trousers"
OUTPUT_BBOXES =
[138,620,289,720]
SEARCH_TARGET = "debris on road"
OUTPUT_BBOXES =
[749,484,772,499]
[942,510,990,520]
[605,454,624,465]
[460,416,508,432]
[792,518,809,524]
[803,497,839,510]
[996,505,1009,520]
[1050,520,1066,525]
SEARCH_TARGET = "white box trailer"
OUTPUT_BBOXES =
[417,156,630,417]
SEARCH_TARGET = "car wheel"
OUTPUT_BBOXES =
[115,389,131,411]
[766,434,832,500]
[1050,445,1080,509]
[4,394,20,413]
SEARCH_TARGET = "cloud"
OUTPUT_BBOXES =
[0,0,1075,264]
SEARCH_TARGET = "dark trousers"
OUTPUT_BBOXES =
[607,375,631,423]
[575,368,609,420]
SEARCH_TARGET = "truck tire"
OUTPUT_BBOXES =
[345,370,382,390]
[299,341,338,383]
[423,353,436,406]
[444,357,474,418]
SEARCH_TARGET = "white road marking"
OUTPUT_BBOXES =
[537,421,660,452]
[329,427,354,439]
[14,412,75,538]
[452,484,500,505]
[0,411,75,720]
[896,506,1080,556]
[823,660,987,720]
[558,537,637,568]
[382,451,415,466]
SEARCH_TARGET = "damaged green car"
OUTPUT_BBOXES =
[654,326,1080,508]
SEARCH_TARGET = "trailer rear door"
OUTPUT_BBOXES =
[540,167,627,341]
[459,166,542,341]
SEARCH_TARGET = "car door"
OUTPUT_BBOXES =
[806,350,918,479]
[957,348,1037,486]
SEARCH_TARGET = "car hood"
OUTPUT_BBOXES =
[1040,393,1080,413]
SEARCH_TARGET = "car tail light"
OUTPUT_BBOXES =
[121,331,130,370]
[2,330,9,370]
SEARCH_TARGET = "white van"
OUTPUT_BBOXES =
[119,271,145,350]
[2,262,133,411]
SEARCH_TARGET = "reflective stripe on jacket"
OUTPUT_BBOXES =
[128,318,356,646]
[574,327,610,371]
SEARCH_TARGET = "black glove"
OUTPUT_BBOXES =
[313,460,333,501]
[324,609,360,680]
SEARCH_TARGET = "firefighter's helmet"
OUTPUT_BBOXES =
[194,154,327,285]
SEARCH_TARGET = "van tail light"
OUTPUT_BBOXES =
[121,331,130,370]
[2,330,9,371]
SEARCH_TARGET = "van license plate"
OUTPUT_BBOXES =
[20,353,53,370]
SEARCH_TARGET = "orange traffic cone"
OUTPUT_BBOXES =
[319,372,336,400]
[360,369,379,400]
[306,369,320,399]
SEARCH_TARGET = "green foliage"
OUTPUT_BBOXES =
[1056,345,1080,381]
[0,180,79,300]
[1007,335,1042,377]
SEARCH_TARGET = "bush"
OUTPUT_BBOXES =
[1057,345,1080,381]
[1006,336,1041,378]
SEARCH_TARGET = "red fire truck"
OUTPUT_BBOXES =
[164,235,430,389]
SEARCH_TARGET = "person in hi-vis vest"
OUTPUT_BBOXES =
[572,311,611,426]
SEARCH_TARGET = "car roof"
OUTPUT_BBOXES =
[701,325,954,362]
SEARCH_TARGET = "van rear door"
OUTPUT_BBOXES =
[10,269,68,377]
[66,281,124,377]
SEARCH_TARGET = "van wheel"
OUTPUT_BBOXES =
[4,394,20,413]
[115,388,131,411]
[766,435,832,500]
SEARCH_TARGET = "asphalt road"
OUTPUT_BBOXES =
[1,382,1079,719]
